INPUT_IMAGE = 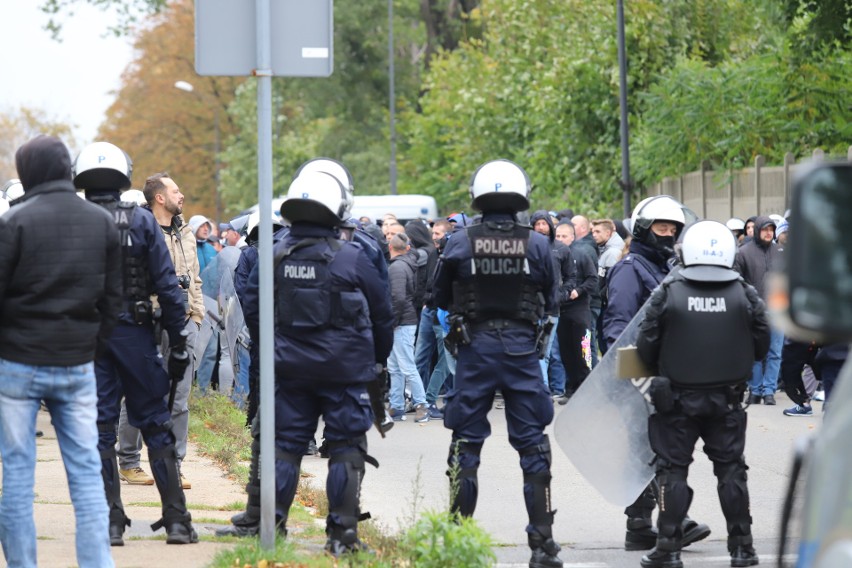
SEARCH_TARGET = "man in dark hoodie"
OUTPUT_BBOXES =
[0,136,122,566]
[733,215,782,404]
[530,211,574,395]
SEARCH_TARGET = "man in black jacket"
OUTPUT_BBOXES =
[0,135,122,567]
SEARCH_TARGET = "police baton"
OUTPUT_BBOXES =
[368,363,393,438]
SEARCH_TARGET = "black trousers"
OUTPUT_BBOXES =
[648,390,752,547]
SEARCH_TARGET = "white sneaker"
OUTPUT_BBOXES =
[813,390,825,401]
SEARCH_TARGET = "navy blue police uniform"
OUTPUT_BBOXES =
[91,196,194,541]
[242,221,393,551]
[432,212,559,544]
[636,269,770,566]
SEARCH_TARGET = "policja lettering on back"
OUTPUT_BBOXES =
[687,297,727,312]
[432,159,564,568]
[283,264,316,279]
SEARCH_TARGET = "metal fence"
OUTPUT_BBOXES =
[644,147,852,221]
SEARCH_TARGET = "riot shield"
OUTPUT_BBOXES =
[554,284,663,507]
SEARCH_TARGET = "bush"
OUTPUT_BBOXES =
[401,511,496,568]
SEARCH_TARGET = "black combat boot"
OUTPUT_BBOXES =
[681,516,711,547]
[99,442,130,546]
[625,484,658,550]
[148,445,198,544]
[729,534,759,567]
[641,537,682,568]
[529,530,563,568]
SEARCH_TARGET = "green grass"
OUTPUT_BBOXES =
[188,391,253,484]
[188,390,497,568]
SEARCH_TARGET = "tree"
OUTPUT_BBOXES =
[39,0,166,38]
[97,0,241,220]
[0,106,77,181]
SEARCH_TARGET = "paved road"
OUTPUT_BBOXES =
[302,390,818,567]
[13,390,817,567]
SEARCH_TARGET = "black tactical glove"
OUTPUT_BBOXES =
[168,329,190,380]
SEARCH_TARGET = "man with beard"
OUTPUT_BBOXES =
[117,173,204,490]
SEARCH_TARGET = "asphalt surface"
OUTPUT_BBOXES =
[11,390,818,567]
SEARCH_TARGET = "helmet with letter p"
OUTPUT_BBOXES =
[280,171,349,228]
[469,159,531,213]
[679,220,740,282]
[72,141,133,193]
[294,157,354,220]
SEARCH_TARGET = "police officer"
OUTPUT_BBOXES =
[220,157,389,538]
[73,142,197,546]
[241,171,394,554]
[432,160,563,568]
[603,195,711,551]
[635,220,769,568]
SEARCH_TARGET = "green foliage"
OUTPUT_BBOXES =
[398,0,787,217]
[39,0,167,39]
[400,510,496,568]
[632,40,852,183]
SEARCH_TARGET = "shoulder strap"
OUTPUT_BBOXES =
[274,236,342,267]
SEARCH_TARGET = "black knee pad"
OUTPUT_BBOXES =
[326,437,373,530]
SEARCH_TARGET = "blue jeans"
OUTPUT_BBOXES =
[0,358,113,568]
[750,328,784,396]
[233,342,251,409]
[425,324,453,405]
[414,308,438,389]
[388,325,428,411]
[547,337,567,394]
[538,317,559,387]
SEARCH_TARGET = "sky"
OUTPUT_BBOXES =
[1,3,134,146]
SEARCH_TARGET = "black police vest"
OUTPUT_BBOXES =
[106,200,152,301]
[452,222,543,324]
[658,278,755,388]
[274,237,370,331]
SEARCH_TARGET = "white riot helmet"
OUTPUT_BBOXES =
[120,189,147,205]
[294,158,354,219]
[469,159,531,212]
[72,141,133,192]
[679,220,740,282]
[631,195,693,250]
[0,198,8,216]
[2,179,24,202]
[725,217,745,232]
[280,171,349,227]
[246,210,284,244]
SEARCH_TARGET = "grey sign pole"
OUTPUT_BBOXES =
[194,0,333,551]
[255,0,276,551]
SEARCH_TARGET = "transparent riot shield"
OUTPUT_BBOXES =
[554,287,660,507]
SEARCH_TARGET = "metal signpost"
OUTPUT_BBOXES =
[195,0,333,549]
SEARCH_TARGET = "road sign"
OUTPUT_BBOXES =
[195,0,333,77]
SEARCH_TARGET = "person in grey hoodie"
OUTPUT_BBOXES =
[733,215,782,404]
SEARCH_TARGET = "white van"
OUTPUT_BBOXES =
[350,194,439,225]
[242,194,438,225]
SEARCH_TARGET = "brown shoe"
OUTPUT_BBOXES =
[414,403,430,423]
[118,467,154,486]
[180,473,191,490]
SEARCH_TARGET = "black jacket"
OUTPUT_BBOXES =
[733,215,779,300]
[0,180,122,365]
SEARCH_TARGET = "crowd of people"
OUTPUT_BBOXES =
[0,134,845,568]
